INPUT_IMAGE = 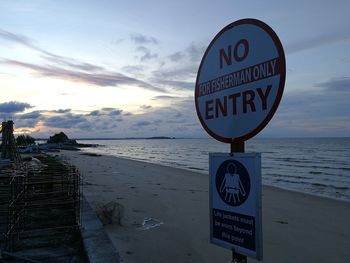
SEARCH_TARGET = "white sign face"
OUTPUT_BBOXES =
[209,153,262,259]
[195,19,285,143]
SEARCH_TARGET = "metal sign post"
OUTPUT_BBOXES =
[231,142,247,263]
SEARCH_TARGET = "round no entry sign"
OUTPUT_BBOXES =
[195,19,286,143]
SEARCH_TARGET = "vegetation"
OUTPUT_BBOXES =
[47,132,77,144]
[16,135,36,146]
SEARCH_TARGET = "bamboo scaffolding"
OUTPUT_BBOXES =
[0,155,82,256]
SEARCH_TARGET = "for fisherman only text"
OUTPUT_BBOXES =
[198,58,279,120]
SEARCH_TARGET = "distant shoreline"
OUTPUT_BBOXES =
[34,137,178,141]
[32,136,350,141]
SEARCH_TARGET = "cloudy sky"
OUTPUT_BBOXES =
[0,0,349,139]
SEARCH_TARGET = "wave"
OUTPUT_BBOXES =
[311,183,350,191]
[79,138,350,201]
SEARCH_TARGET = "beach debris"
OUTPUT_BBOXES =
[275,220,289,225]
[140,217,164,230]
[132,208,145,213]
[81,152,102,157]
[27,156,47,168]
[96,201,124,225]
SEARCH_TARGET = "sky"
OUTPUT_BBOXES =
[0,0,349,139]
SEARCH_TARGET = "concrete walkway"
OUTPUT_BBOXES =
[81,197,121,263]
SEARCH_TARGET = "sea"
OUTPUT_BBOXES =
[77,138,350,201]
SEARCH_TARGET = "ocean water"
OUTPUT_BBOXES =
[78,138,350,201]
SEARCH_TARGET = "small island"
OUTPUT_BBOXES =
[146,136,176,140]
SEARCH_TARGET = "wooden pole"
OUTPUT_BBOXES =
[1,120,15,160]
[1,121,8,159]
[230,141,247,263]
[8,120,14,161]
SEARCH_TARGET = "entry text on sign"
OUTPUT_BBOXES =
[205,85,271,120]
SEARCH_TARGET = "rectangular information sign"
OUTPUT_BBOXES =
[209,153,262,260]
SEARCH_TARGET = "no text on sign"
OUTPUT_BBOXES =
[210,153,262,259]
[195,19,286,143]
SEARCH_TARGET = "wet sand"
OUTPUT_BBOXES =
[56,150,350,263]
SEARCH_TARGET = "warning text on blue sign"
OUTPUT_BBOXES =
[212,208,256,251]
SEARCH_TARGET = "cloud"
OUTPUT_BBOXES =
[87,108,123,117]
[167,42,206,63]
[0,29,166,93]
[136,46,158,62]
[101,107,114,111]
[174,112,183,118]
[3,108,75,129]
[41,107,128,132]
[121,65,145,74]
[315,77,350,93]
[0,101,33,113]
[152,95,182,100]
[0,28,99,74]
[185,42,206,62]
[43,53,105,72]
[101,108,123,115]
[44,114,89,129]
[269,76,350,136]
[150,42,205,82]
[112,38,124,45]
[15,119,40,128]
[134,120,151,127]
[285,29,350,54]
[157,80,194,90]
[2,59,166,93]
[12,110,43,128]
[88,110,101,116]
[140,105,152,110]
[168,51,185,62]
[16,111,42,119]
[0,28,109,73]
[108,109,123,116]
[140,42,205,94]
[6,102,198,138]
[131,34,159,45]
[153,120,163,125]
[0,28,43,53]
[152,64,197,80]
[0,29,31,44]
[14,115,42,128]
[50,109,71,114]
[122,100,200,137]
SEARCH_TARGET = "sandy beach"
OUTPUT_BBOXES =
[55,150,350,263]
